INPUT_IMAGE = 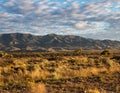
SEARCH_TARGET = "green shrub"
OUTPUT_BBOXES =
[74,48,82,55]
[101,49,112,56]
[0,52,13,58]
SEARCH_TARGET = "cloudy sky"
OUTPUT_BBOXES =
[0,0,120,40]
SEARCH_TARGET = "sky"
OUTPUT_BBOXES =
[0,0,120,40]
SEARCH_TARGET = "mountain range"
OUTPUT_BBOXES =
[0,33,120,51]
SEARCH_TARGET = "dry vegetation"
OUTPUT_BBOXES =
[0,50,120,93]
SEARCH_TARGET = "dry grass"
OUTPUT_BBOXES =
[0,51,120,93]
[24,83,47,93]
[85,89,100,93]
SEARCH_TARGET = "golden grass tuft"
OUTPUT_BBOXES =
[24,83,47,93]
[86,89,100,93]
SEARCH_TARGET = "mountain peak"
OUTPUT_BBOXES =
[45,33,58,37]
[0,33,120,51]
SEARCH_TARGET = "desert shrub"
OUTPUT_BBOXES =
[27,65,36,71]
[88,58,95,66]
[68,58,76,65]
[0,52,3,57]
[74,48,82,55]
[101,49,112,56]
[13,66,26,74]
[101,58,118,69]
[0,52,13,58]
[0,58,14,67]
[101,58,111,68]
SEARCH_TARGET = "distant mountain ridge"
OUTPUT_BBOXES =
[0,33,120,51]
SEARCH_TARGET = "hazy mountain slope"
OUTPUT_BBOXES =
[0,33,120,51]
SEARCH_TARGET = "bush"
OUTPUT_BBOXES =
[101,49,112,56]
[74,48,82,55]
[0,52,13,58]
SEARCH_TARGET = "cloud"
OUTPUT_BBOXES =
[75,21,89,30]
[0,0,120,40]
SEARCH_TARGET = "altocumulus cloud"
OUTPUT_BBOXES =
[0,0,120,40]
